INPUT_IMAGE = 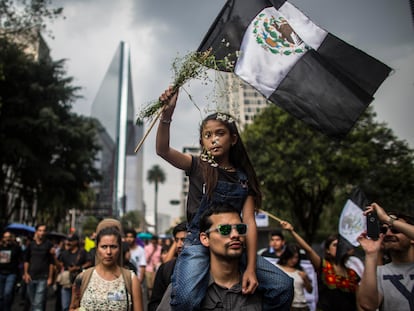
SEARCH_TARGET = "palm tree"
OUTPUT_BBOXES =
[147,164,166,234]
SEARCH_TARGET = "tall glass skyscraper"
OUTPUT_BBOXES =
[90,41,143,218]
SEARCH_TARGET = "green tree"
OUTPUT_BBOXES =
[0,0,63,39]
[0,38,101,228]
[147,164,166,234]
[243,105,414,243]
[82,215,99,237]
[121,210,142,231]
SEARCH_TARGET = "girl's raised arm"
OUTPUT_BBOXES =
[280,220,322,271]
[156,87,192,171]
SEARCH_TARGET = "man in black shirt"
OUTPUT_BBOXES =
[23,224,54,311]
[0,231,23,311]
[57,234,90,311]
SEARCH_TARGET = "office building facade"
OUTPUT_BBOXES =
[90,41,144,218]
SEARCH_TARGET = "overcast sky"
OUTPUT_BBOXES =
[45,0,414,224]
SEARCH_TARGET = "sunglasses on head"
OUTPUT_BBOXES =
[380,225,400,235]
[205,223,248,236]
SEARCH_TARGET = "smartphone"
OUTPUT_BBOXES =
[366,211,380,240]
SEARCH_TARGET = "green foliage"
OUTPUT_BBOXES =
[121,210,142,230]
[137,48,236,123]
[0,0,63,39]
[147,164,166,233]
[147,164,166,191]
[163,216,187,235]
[0,38,101,227]
[82,216,99,237]
[243,105,414,243]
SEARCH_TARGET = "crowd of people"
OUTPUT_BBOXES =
[1,88,413,311]
[256,203,414,311]
[1,204,413,311]
[0,221,173,311]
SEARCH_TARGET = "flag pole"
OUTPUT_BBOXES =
[134,108,164,153]
[259,209,283,223]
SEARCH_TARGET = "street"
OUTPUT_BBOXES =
[12,285,57,311]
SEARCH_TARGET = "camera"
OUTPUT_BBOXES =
[366,211,380,240]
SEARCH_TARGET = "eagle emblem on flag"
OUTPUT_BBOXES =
[253,13,307,55]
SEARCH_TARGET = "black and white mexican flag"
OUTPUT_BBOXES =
[336,187,369,262]
[198,0,391,139]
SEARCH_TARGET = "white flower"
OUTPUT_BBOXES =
[216,113,234,123]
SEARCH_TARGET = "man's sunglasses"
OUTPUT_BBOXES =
[205,223,248,236]
[380,225,400,235]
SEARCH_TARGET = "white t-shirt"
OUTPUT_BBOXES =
[129,245,146,278]
[377,262,414,311]
[345,255,365,278]
[277,265,308,309]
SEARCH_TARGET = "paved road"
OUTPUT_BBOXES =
[11,284,149,311]
[12,285,57,311]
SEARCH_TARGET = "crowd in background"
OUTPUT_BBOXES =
[1,202,413,311]
[0,224,173,311]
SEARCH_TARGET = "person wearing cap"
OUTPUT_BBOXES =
[57,234,91,311]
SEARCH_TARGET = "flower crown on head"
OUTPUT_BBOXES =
[216,112,235,123]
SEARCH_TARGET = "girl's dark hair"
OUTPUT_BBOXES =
[198,112,262,209]
[278,243,301,269]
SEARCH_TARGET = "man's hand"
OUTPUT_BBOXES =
[23,273,31,284]
[364,203,388,223]
[357,231,383,256]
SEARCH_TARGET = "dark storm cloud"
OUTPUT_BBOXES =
[130,0,223,48]
[292,0,413,58]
